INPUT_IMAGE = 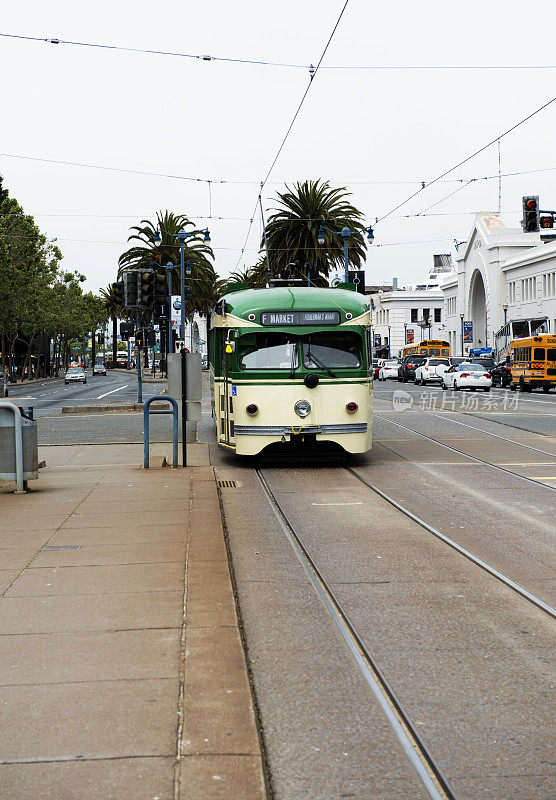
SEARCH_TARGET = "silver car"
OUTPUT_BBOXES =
[93,363,107,375]
[65,367,87,385]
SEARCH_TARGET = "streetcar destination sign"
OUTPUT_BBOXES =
[260,311,340,326]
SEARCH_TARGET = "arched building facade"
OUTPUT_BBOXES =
[441,213,556,357]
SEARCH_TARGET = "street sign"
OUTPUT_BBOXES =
[173,299,182,310]
[348,270,366,295]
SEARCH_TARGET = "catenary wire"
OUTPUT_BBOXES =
[2,32,556,71]
[376,95,556,224]
[2,150,556,188]
[233,0,351,268]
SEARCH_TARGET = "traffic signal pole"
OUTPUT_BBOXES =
[136,309,143,403]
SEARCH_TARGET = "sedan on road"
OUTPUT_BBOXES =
[442,363,492,392]
[398,354,427,382]
[414,358,450,385]
[65,367,87,385]
[378,360,399,381]
[93,363,107,375]
[491,360,512,388]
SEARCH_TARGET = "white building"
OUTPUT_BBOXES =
[441,213,556,357]
[370,257,453,357]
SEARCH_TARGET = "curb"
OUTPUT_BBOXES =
[62,401,171,414]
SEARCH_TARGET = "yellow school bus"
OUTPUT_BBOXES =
[510,334,556,392]
[400,339,450,359]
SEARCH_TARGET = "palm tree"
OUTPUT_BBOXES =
[225,262,268,291]
[118,210,215,316]
[263,179,367,284]
[99,284,122,367]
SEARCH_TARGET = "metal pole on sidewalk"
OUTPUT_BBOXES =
[136,309,143,403]
[180,347,187,467]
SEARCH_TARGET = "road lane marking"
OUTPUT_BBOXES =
[97,384,130,399]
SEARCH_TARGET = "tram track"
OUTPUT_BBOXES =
[345,466,555,619]
[374,413,556,491]
[255,467,459,800]
[254,459,555,800]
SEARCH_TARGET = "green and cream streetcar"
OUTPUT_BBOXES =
[209,285,373,456]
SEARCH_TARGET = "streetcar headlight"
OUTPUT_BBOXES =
[246,403,258,416]
[346,401,358,413]
[294,400,311,418]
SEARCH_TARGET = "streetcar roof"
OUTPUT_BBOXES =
[217,286,370,322]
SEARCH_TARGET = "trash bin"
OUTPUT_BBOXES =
[0,401,38,489]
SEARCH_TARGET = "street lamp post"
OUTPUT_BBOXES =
[154,228,211,352]
[317,224,374,283]
[460,313,464,357]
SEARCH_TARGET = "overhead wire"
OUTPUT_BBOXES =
[233,0,351,268]
[2,150,556,188]
[2,32,556,71]
[376,94,556,224]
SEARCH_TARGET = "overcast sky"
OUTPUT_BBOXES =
[2,0,556,293]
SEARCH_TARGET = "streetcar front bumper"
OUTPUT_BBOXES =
[234,423,367,435]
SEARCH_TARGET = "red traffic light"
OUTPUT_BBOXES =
[526,199,537,210]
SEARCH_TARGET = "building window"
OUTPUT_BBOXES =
[411,308,418,322]
[422,308,430,321]
[434,308,441,322]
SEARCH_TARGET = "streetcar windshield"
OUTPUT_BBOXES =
[301,332,361,369]
[238,333,299,370]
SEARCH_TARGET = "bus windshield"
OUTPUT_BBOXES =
[239,333,299,370]
[302,332,361,369]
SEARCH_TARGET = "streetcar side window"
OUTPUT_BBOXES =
[302,332,361,368]
[238,333,299,370]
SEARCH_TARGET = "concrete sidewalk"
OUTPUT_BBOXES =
[0,444,267,799]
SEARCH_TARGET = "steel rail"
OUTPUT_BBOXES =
[375,414,556,491]
[345,467,555,619]
[421,409,556,458]
[255,468,459,800]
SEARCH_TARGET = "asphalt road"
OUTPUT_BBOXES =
[5,370,166,419]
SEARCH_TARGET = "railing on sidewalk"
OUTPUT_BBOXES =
[143,395,179,469]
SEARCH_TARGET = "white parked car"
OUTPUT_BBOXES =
[93,363,107,375]
[415,358,450,385]
[65,367,87,385]
[378,360,399,381]
[441,362,492,392]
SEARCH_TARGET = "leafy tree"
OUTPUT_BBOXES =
[263,179,367,284]
[0,176,106,377]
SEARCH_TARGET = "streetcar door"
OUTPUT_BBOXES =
[221,330,237,447]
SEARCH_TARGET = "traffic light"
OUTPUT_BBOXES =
[185,286,193,301]
[154,272,167,304]
[146,329,156,347]
[120,321,134,340]
[97,334,104,345]
[139,270,155,307]
[113,281,124,306]
[123,271,138,308]
[522,196,540,233]
[135,329,143,347]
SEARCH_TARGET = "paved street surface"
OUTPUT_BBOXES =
[1,375,554,799]
[6,369,167,419]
